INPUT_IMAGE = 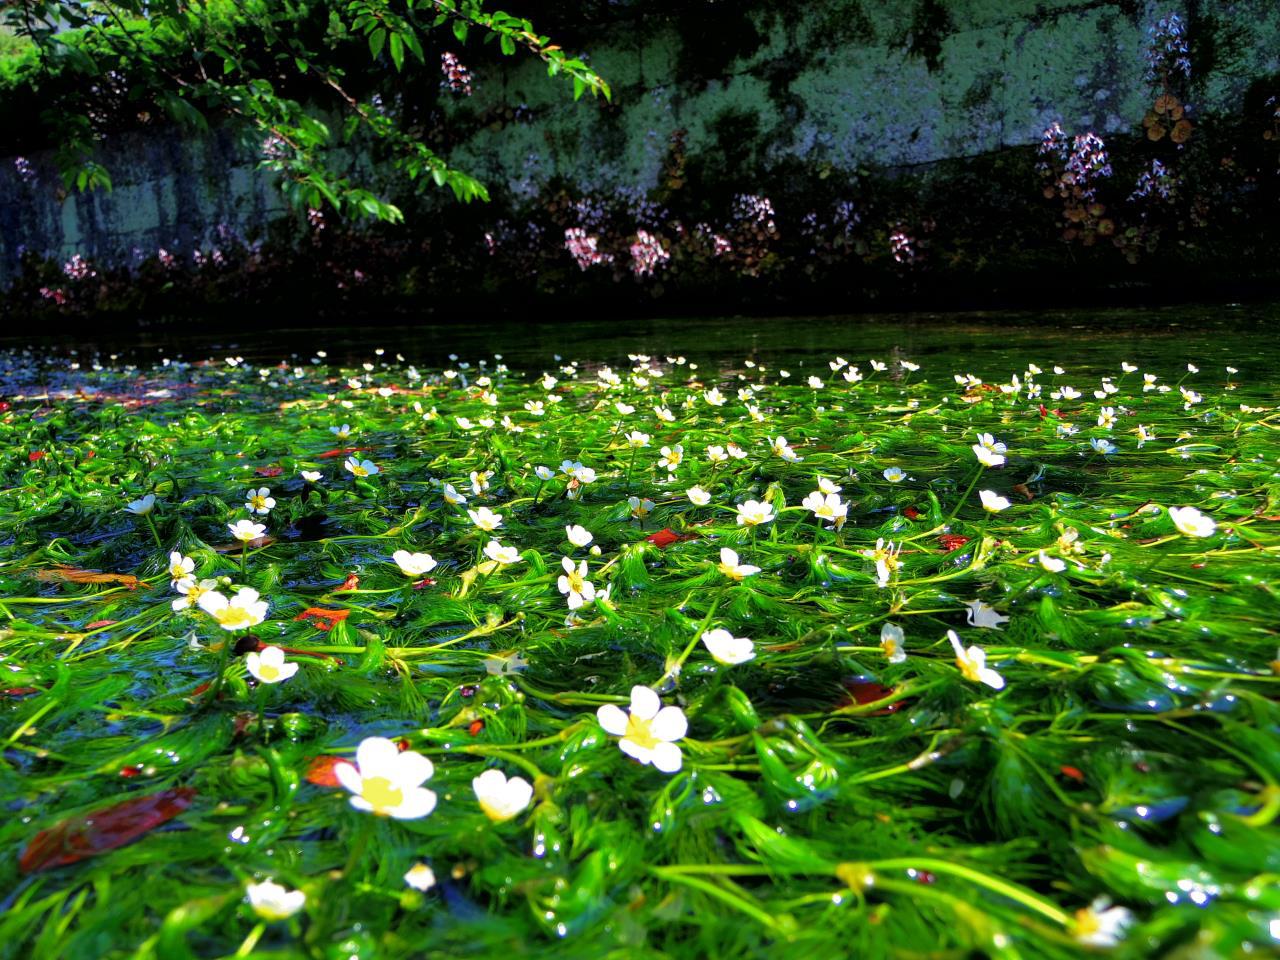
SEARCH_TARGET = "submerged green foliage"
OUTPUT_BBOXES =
[0,339,1277,959]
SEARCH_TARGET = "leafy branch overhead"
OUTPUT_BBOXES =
[5,0,611,222]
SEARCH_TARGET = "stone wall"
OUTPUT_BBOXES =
[1,0,1277,287]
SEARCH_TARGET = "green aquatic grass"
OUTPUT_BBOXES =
[0,347,1278,959]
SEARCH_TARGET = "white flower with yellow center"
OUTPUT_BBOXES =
[657,445,684,471]
[404,863,436,891]
[654,406,676,423]
[770,436,802,462]
[802,491,846,525]
[557,557,596,609]
[392,550,437,577]
[706,445,728,463]
[197,588,268,631]
[704,387,726,407]
[817,476,842,494]
[443,483,467,505]
[524,399,545,416]
[883,467,906,483]
[979,490,1011,513]
[168,551,195,587]
[467,507,503,531]
[946,630,1005,689]
[880,623,907,663]
[484,541,522,566]
[565,525,593,548]
[469,471,492,495]
[246,879,306,921]
[1169,506,1215,538]
[330,424,352,439]
[228,519,266,543]
[1072,898,1134,947]
[1034,551,1066,573]
[843,366,863,383]
[246,645,298,684]
[735,500,775,527]
[628,496,656,519]
[244,487,276,515]
[718,548,760,580]
[172,578,217,612]
[701,629,755,665]
[596,686,687,773]
[534,465,554,481]
[829,356,848,371]
[344,457,379,478]
[686,486,711,506]
[472,769,534,822]
[864,538,902,588]
[971,433,1006,467]
[1097,406,1116,429]
[626,431,650,449]
[301,470,322,483]
[726,443,748,460]
[335,736,436,819]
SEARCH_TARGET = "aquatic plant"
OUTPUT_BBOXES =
[0,344,1277,958]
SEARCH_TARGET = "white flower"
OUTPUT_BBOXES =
[469,470,492,495]
[565,524,593,547]
[735,500,775,527]
[628,496,656,519]
[244,487,276,515]
[301,470,322,483]
[706,445,728,463]
[726,443,748,460]
[1035,551,1066,573]
[1090,438,1117,455]
[344,457,379,478]
[946,630,1004,689]
[467,507,503,531]
[484,541,522,565]
[801,491,847,526]
[771,436,802,462]
[1072,897,1134,947]
[817,476,843,494]
[246,879,306,921]
[704,387,726,406]
[718,548,760,580]
[392,550,437,577]
[172,578,216,612]
[880,623,906,663]
[331,423,352,439]
[557,556,596,609]
[404,863,436,891]
[807,375,823,389]
[883,467,906,483]
[596,686,687,773]
[228,519,266,543]
[472,769,534,822]
[1097,407,1116,429]
[701,628,755,665]
[535,465,554,481]
[626,431,650,448]
[964,599,1009,630]
[168,551,195,586]
[971,433,1006,467]
[443,483,467,505]
[246,645,298,684]
[979,490,1011,513]
[125,494,156,515]
[657,445,684,471]
[335,736,437,819]
[197,588,268,631]
[686,486,711,506]
[829,356,848,371]
[1169,506,1216,538]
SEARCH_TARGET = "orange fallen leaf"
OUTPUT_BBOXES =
[294,607,350,630]
[20,788,196,873]
[305,755,354,787]
[317,447,371,459]
[210,536,275,553]
[1012,483,1035,502]
[35,566,142,589]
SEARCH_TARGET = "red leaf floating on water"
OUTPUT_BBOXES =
[294,607,350,630]
[305,755,353,787]
[903,506,921,520]
[468,719,485,736]
[841,680,906,715]
[336,574,360,592]
[316,447,371,459]
[3,687,39,697]
[28,450,46,462]
[413,577,436,590]
[1060,765,1086,783]
[19,787,196,873]
[255,465,284,477]
[938,534,970,553]
[85,620,118,629]
[645,528,696,549]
